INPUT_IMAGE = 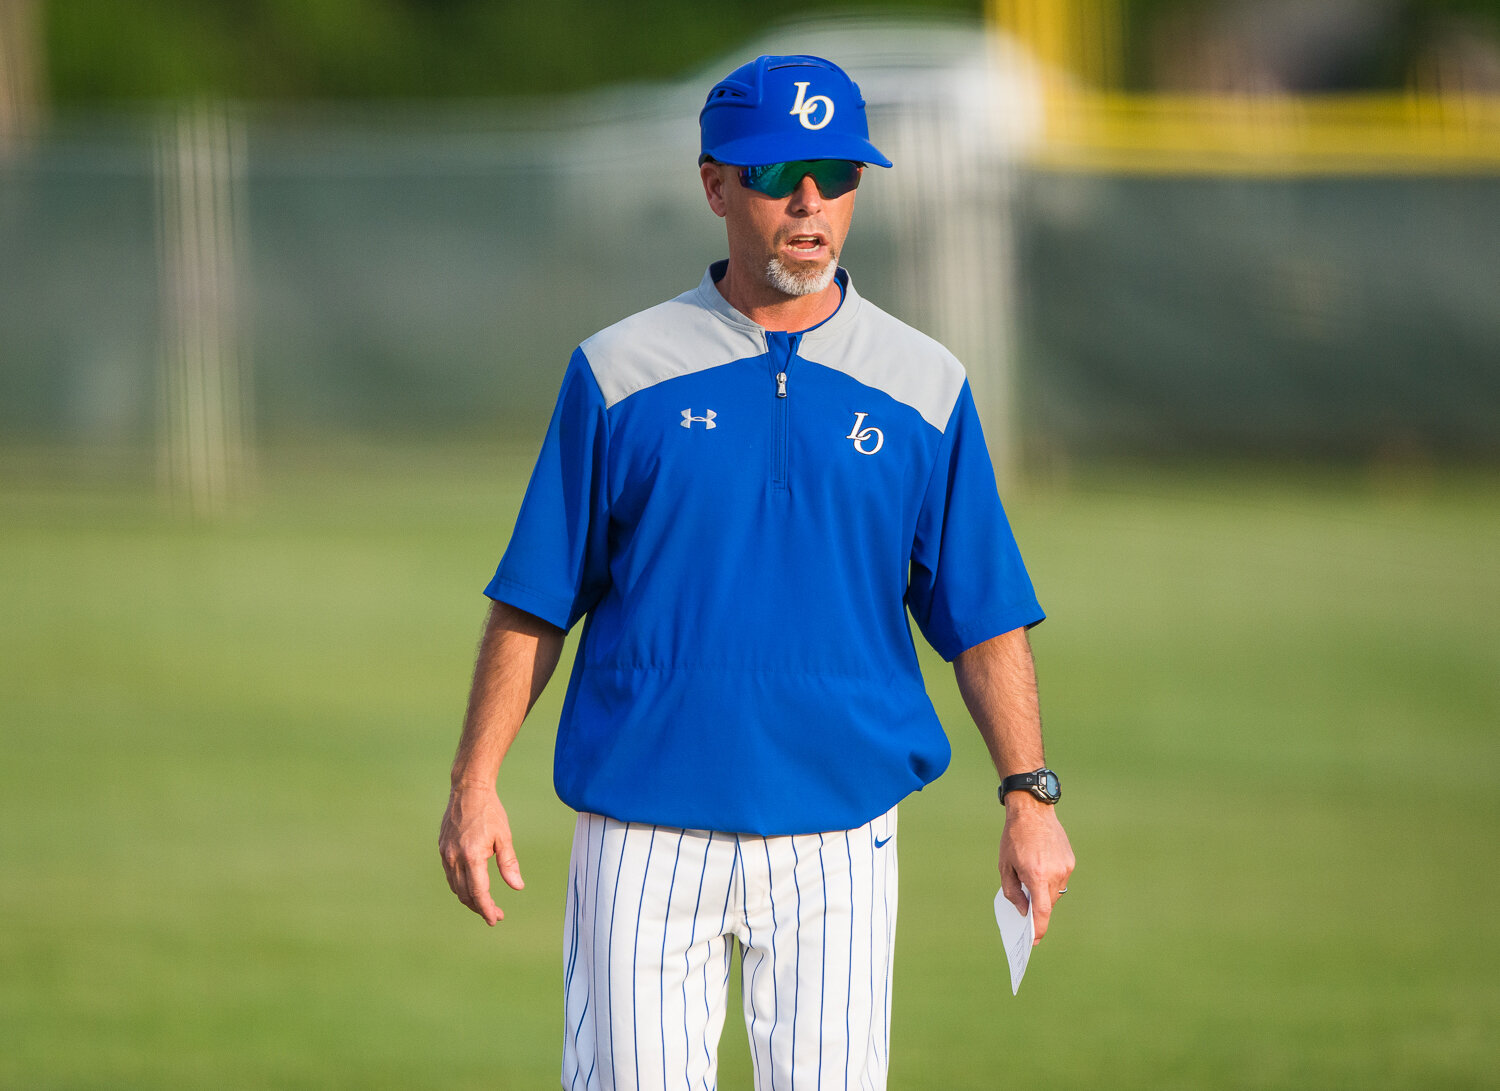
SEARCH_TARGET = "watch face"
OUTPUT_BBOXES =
[1041,770,1061,800]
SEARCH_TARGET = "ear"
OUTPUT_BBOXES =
[700,161,729,219]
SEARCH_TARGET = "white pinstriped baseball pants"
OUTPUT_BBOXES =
[561,807,899,1091]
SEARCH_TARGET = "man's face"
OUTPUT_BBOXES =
[700,161,860,298]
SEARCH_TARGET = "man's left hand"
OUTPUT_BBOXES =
[999,794,1074,945]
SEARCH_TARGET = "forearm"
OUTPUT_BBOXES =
[955,625,1074,938]
[449,599,565,789]
[440,599,563,924]
[953,626,1044,780]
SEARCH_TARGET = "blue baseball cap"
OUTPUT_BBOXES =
[700,54,893,168]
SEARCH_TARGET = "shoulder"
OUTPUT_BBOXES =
[579,285,763,409]
[806,293,968,432]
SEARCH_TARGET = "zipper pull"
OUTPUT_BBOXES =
[776,371,788,398]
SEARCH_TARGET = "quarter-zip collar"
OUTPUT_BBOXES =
[694,260,862,347]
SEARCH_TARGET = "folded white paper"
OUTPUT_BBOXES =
[993,884,1033,995]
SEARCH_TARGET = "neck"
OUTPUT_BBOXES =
[715,257,841,333]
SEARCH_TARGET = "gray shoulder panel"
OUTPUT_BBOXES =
[581,286,765,410]
[801,293,967,432]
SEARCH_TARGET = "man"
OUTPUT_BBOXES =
[440,54,1074,1090]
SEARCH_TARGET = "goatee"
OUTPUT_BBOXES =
[765,254,838,297]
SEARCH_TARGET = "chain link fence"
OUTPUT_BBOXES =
[3,13,1498,500]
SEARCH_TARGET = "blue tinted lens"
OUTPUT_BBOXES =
[739,160,862,199]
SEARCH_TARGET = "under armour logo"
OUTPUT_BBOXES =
[846,412,884,455]
[681,409,717,429]
[789,82,835,130]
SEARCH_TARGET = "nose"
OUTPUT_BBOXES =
[787,172,824,213]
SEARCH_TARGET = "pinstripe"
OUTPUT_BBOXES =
[563,829,579,1091]
[761,837,780,1091]
[844,830,855,1090]
[680,831,706,1087]
[880,818,892,1073]
[566,814,601,1090]
[565,865,586,1091]
[703,830,734,1089]
[790,836,803,1088]
[631,826,658,1091]
[815,833,827,1091]
[864,838,875,1088]
[738,834,766,1085]
[682,849,703,1091]
[566,869,583,992]
[716,832,734,940]
[571,999,590,1091]
[696,837,735,1091]
[876,820,887,1072]
[868,823,879,1079]
[879,809,899,1085]
[867,822,876,1078]
[564,815,598,1090]
[602,821,631,1085]
[870,816,876,1074]
[659,828,685,1091]
[562,825,577,1090]
[585,814,608,1090]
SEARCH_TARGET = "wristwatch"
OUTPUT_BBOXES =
[999,767,1061,805]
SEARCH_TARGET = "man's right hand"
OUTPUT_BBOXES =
[439,784,524,925]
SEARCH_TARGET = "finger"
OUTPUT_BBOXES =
[1030,886,1055,944]
[441,854,466,900]
[1000,864,1028,917]
[495,835,525,892]
[438,839,469,901]
[440,842,482,910]
[463,858,502,926]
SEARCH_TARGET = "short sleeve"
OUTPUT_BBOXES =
[907,381,1044,661]
[484,348,612,630]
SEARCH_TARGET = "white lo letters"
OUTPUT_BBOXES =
[789,82,835,130]
[846,412,884,455]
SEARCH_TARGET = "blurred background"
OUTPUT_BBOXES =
[3,2,1497,1088]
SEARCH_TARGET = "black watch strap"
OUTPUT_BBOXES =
[999,768,1061,804]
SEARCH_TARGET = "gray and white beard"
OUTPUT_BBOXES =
[765,254,838,297]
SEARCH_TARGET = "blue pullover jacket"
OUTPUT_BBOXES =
[487,263,1043,835]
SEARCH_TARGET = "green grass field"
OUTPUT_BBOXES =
[3,445,1497,1089]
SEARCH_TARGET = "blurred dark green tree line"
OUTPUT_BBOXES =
[30,0,1500,102]
[43,0,981,101]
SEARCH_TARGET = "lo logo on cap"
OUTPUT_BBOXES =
[789,82,835,130]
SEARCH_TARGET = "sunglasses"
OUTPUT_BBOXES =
[737,160,863,200]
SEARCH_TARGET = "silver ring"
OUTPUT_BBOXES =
[1057,887,1068,894]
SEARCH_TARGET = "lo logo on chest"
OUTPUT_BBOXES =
[846,412,884,455]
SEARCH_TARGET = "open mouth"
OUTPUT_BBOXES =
[786,233,827,254]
